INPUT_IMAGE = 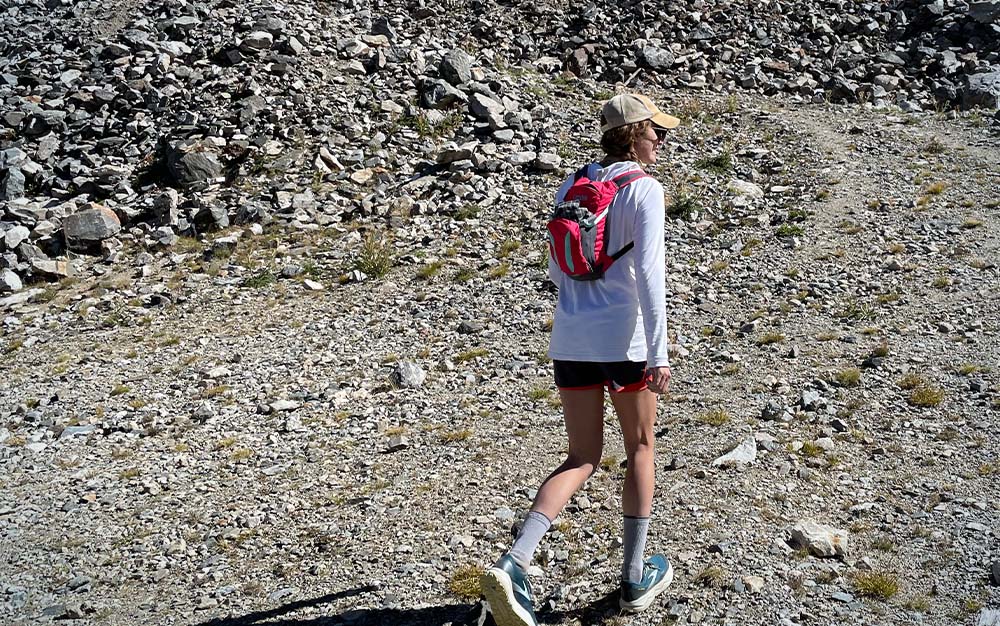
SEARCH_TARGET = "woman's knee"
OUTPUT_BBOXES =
[563,452,601,475]
[624,437,655,460]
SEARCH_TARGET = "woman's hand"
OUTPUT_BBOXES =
[644,366,671,394]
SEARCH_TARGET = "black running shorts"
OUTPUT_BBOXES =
[553,360,649,393]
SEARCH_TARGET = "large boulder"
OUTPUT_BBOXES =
[167,142,223,187]
[3,226,30,251]
[639,46,675,71]
[964,70,1000,109]
[439,48,472,86]
[62,205,121,252]
[969,0,1000,24]
[1,168,25,201]
[0,268,22,293]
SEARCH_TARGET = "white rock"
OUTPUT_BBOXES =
[788,520,848,558]
[0,269,22,293]
[269,399,301,412]
[711,436,757,467]
[727,179,764,198]
[977,609,1000,626]
[742,575,765,593]
[4,225,30,249]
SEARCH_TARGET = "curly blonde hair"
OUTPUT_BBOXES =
[599,119,653,163]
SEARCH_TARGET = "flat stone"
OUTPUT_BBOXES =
[4,225,30,249]
[240,31,274,52]
[30,258,71,278]
[269,399,301,412]
[534,153,561,171]
[60,425,97,440]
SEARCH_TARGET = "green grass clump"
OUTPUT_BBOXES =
[798,441,824,458]
[448,564,484,600]
[901,594,931,612]
[908,386,945,407]
[756,333,785,346]
[455,348,488,363]
[416,261,444,280]
[923,181,946,195]
[852,570,899,600]
[897,373,924,390]
[499,240,521,257]
[839,299,877,321]
[776,224,804,238]
[243,269,276,288]
[441,429,472,443]
[4,338,24,354]
[528,387,553,401]
[693,565,726,587]
[835,368,861,387]
[697,409,730,426]
[488,263,510,279]
[356,232,393,279]
[695,151,732,175]
[666,192,701,220]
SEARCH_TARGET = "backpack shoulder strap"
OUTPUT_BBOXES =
[604,169,649,262]
[610,169,649,188]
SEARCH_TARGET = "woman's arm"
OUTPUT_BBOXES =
[631,180,671,369]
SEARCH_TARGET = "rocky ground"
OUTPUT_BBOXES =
[2,91,999,625]
[2,0,1000,625]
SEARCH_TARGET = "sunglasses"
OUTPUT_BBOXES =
[654,128,669,142]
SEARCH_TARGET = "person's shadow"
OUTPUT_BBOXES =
[191,586,621,626]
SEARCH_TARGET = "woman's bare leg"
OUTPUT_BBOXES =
[610,388,658,517]
[529,387,606,520]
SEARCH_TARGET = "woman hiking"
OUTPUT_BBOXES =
[480,93,680,626]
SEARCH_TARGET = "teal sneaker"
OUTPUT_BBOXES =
[619,554,674,612]
[479,555,538,626]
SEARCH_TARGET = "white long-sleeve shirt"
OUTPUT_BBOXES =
[547,161,670,367]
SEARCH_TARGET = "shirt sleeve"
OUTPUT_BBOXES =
[630,179,670,367]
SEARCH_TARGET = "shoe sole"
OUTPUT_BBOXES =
[480,569,535,626]
[619,563,674,613]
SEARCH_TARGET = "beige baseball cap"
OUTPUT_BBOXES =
[600,94,680,133]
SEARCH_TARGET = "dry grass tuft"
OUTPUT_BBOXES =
[448,564,484,601]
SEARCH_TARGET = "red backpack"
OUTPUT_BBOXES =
[546,165,648,281]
